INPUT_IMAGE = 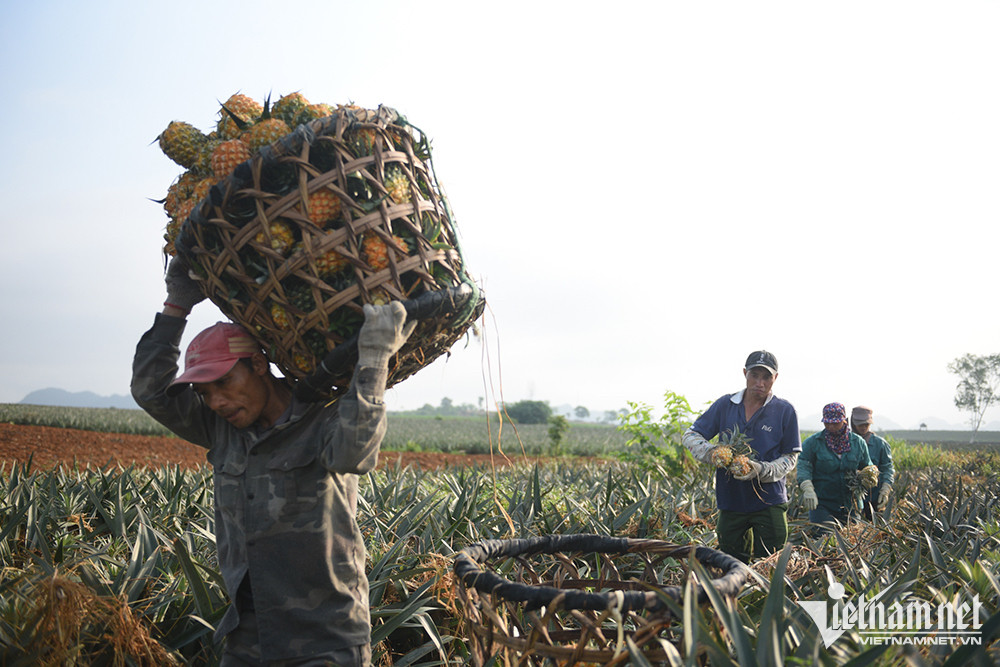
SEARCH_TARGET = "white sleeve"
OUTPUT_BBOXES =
[682,427,714,463]
[759,453,798,483]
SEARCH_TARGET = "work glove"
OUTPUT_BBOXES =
[799,479,819,511]
[164,256,205,313]
[733,460,763,481]
[877,483,892,511]
[357,302,417,369]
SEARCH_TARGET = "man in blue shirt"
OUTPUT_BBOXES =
[682,351,801,562]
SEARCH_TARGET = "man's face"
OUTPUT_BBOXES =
[743,367,776,400]
[192,357,269,429]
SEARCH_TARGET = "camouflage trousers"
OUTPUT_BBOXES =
[221,579,371,667]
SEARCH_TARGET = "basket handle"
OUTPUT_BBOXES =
[293,282,478,401]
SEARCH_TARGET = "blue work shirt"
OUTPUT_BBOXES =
[690,391,801,512]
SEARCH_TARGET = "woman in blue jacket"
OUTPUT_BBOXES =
[797,403,876,527]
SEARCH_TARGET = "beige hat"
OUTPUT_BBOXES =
[851,406,874,424]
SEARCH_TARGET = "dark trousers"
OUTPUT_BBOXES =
[716,504,788,563]
[808,504,859,537]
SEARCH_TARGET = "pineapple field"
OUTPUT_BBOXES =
[1,406,999,664]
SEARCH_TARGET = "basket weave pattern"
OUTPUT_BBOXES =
[453,535,749,666]
[175,106,480,394]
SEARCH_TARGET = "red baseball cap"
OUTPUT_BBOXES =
[167,322,260,395]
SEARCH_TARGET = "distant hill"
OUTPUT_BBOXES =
[20,388,138,410]
[799,412,965,431]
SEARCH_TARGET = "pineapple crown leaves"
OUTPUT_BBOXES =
[219,92,271,132]
[219,103,253,133]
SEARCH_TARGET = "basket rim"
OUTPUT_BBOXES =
[454,533,750,612]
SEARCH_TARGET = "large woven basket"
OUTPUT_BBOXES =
[174,106,483,399]
[453,534,750,666]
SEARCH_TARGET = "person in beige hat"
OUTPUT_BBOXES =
[851,405,895,518]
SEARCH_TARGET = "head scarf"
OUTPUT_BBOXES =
[821,402,851,455]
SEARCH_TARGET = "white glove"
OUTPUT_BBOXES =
[877,484,892,511]
[800,480,819,511]
[733,460,762,481]
[357,302,417,368]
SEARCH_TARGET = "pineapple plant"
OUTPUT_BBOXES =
[158,121,207,169]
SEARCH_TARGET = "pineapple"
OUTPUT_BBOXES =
[158,121,207,169]
[369,288,391,306]
[211,139,251,180]
[163,219,181,256]
[255,220,295,255]
[272,92,310,127]
[361,233,408,271]
[293,352,313,373]
[287,282,316,313]
[217,93,262,139]
[315,246,349,277]
[163,171,200,219]
[859,464,880,489]
[193,137,220,176]
[709,446,734,469]
[303,190,342,226]
[384,166,411,204]
[271,302,292,330]
[729,455,754,478]
[298,102,334,125]
[243,117,290,152]
[709,426,758,476]
[350,128,377,155]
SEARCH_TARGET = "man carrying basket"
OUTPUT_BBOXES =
[132,258,415,666]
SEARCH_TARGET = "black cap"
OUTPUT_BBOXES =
[745,350,778,376]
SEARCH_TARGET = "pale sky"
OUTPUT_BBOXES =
[2,1,998,430]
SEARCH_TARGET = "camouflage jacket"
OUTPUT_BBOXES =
[131,313,387,659]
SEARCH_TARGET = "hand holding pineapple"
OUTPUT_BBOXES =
[709,427,761,479]
[732,459,763,481]
[859,464,880,490]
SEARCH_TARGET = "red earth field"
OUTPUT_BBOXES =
[0,422,540,471]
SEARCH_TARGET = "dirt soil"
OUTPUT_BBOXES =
[0,422,545,471]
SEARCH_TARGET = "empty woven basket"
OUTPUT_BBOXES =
[453,534,750,666]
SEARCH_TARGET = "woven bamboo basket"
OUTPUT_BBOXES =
[174,105,483,398]
[453,534,750,666]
